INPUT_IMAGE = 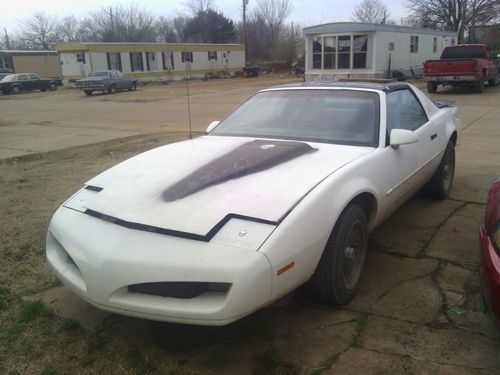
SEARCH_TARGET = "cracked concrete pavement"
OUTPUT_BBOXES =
[37,83,500,374]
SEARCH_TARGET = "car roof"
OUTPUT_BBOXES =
[264,79,410,93]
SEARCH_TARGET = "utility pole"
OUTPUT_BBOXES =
[243,0,248,64]
[4,28,11,49]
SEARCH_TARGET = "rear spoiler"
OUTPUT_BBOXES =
[432,99,455,108]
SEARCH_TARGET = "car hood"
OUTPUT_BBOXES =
[67,136,374,237]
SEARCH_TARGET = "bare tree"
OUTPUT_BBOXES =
[406,0,499,42]
[183,0,215,14]
[90,4,156,42]
[155,16,180,43]
[352,0,390,23]
[256,0,293,43]
[18,11,62,49]
[57,16,98,42]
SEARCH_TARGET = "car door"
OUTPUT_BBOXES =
[377,91,422,213]
[391,88,443,185]
[29,74,43,90]
[115,71,128,89]
[17,74,32,91]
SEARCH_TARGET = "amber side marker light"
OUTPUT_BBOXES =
[277,261,295,276]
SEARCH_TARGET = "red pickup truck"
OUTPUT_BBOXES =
[423,44,499,93]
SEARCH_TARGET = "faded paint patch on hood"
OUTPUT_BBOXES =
[163,140,316,202]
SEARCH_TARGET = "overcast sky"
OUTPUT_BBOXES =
[0,0,410,34]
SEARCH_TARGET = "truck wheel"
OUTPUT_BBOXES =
[84,90,93,96]
[475,74,485,93]
[426,140,455,199]
[48,83,58,91]
[308,204,367,305]
[108,84,117,94]
[128,82,137,91]
[488,73,498,87]
[427,82,438,94]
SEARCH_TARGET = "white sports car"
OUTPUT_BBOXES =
[46,81,458,325]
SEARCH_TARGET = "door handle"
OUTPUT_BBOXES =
[431,134,437,140]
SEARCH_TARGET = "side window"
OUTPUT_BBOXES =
[18,74,29,81]
[386,89,428,137]
[29,74,40,80]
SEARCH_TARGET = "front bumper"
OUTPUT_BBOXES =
[479,228,500,318]
[46,207,273,325]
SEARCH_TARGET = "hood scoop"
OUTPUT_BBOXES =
[162,140,316,202]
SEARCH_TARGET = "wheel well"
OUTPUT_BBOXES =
[349,192,377,224]
[450,131,457,145]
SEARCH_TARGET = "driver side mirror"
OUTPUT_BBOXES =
[206,121,220,133]
[390,129,419,148]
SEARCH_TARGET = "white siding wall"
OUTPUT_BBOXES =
[374,31,452,75]
[121,52,131,73]
[89,52,108,72]
[59,48,245,81]
[59,52,91,79]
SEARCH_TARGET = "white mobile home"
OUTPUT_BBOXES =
[56,42,245,82]
[303,22,458,80]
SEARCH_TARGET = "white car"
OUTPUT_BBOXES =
[46,81,458,325]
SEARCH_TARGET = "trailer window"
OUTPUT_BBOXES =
[107,52,122,71]
[410,36,419,53]
[162,51,174,70]
[181,51,193,63]
[129,52,144,72]
[0,56,10,69]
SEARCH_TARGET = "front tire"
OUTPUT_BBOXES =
[128,82,137,91]
[84,90,93,96]
[309,204,368,305]
[48,83,57,91]
[488,72,499,87]
[427,82,438,94]
[426,140,455,199]
[108,84,117,94]
[11,85,21,94]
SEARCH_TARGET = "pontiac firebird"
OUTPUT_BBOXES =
[46,81,459,325]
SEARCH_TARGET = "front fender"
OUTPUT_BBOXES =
[259,153,381,300]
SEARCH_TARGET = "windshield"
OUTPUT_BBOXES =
[87,71,110,78]
[441,46,484,59]
[1,74,16,82]
[210,89,380,147]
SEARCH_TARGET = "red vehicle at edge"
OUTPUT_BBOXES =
[480,178,500,321]
[423,44,499,93]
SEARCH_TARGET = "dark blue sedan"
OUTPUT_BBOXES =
[75,70,138,96]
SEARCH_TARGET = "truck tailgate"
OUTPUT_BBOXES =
[425,59,477,75]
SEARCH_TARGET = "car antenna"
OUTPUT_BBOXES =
[184,43,193,140]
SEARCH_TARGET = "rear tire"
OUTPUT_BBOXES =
[308,204,368,305]
[48,83,57,91]
[108,84,117,94]
[84,90,93,96]
[475,74,485,93]
[427,82,438,94]
[426,140,455,199]
[128,82,137,91]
